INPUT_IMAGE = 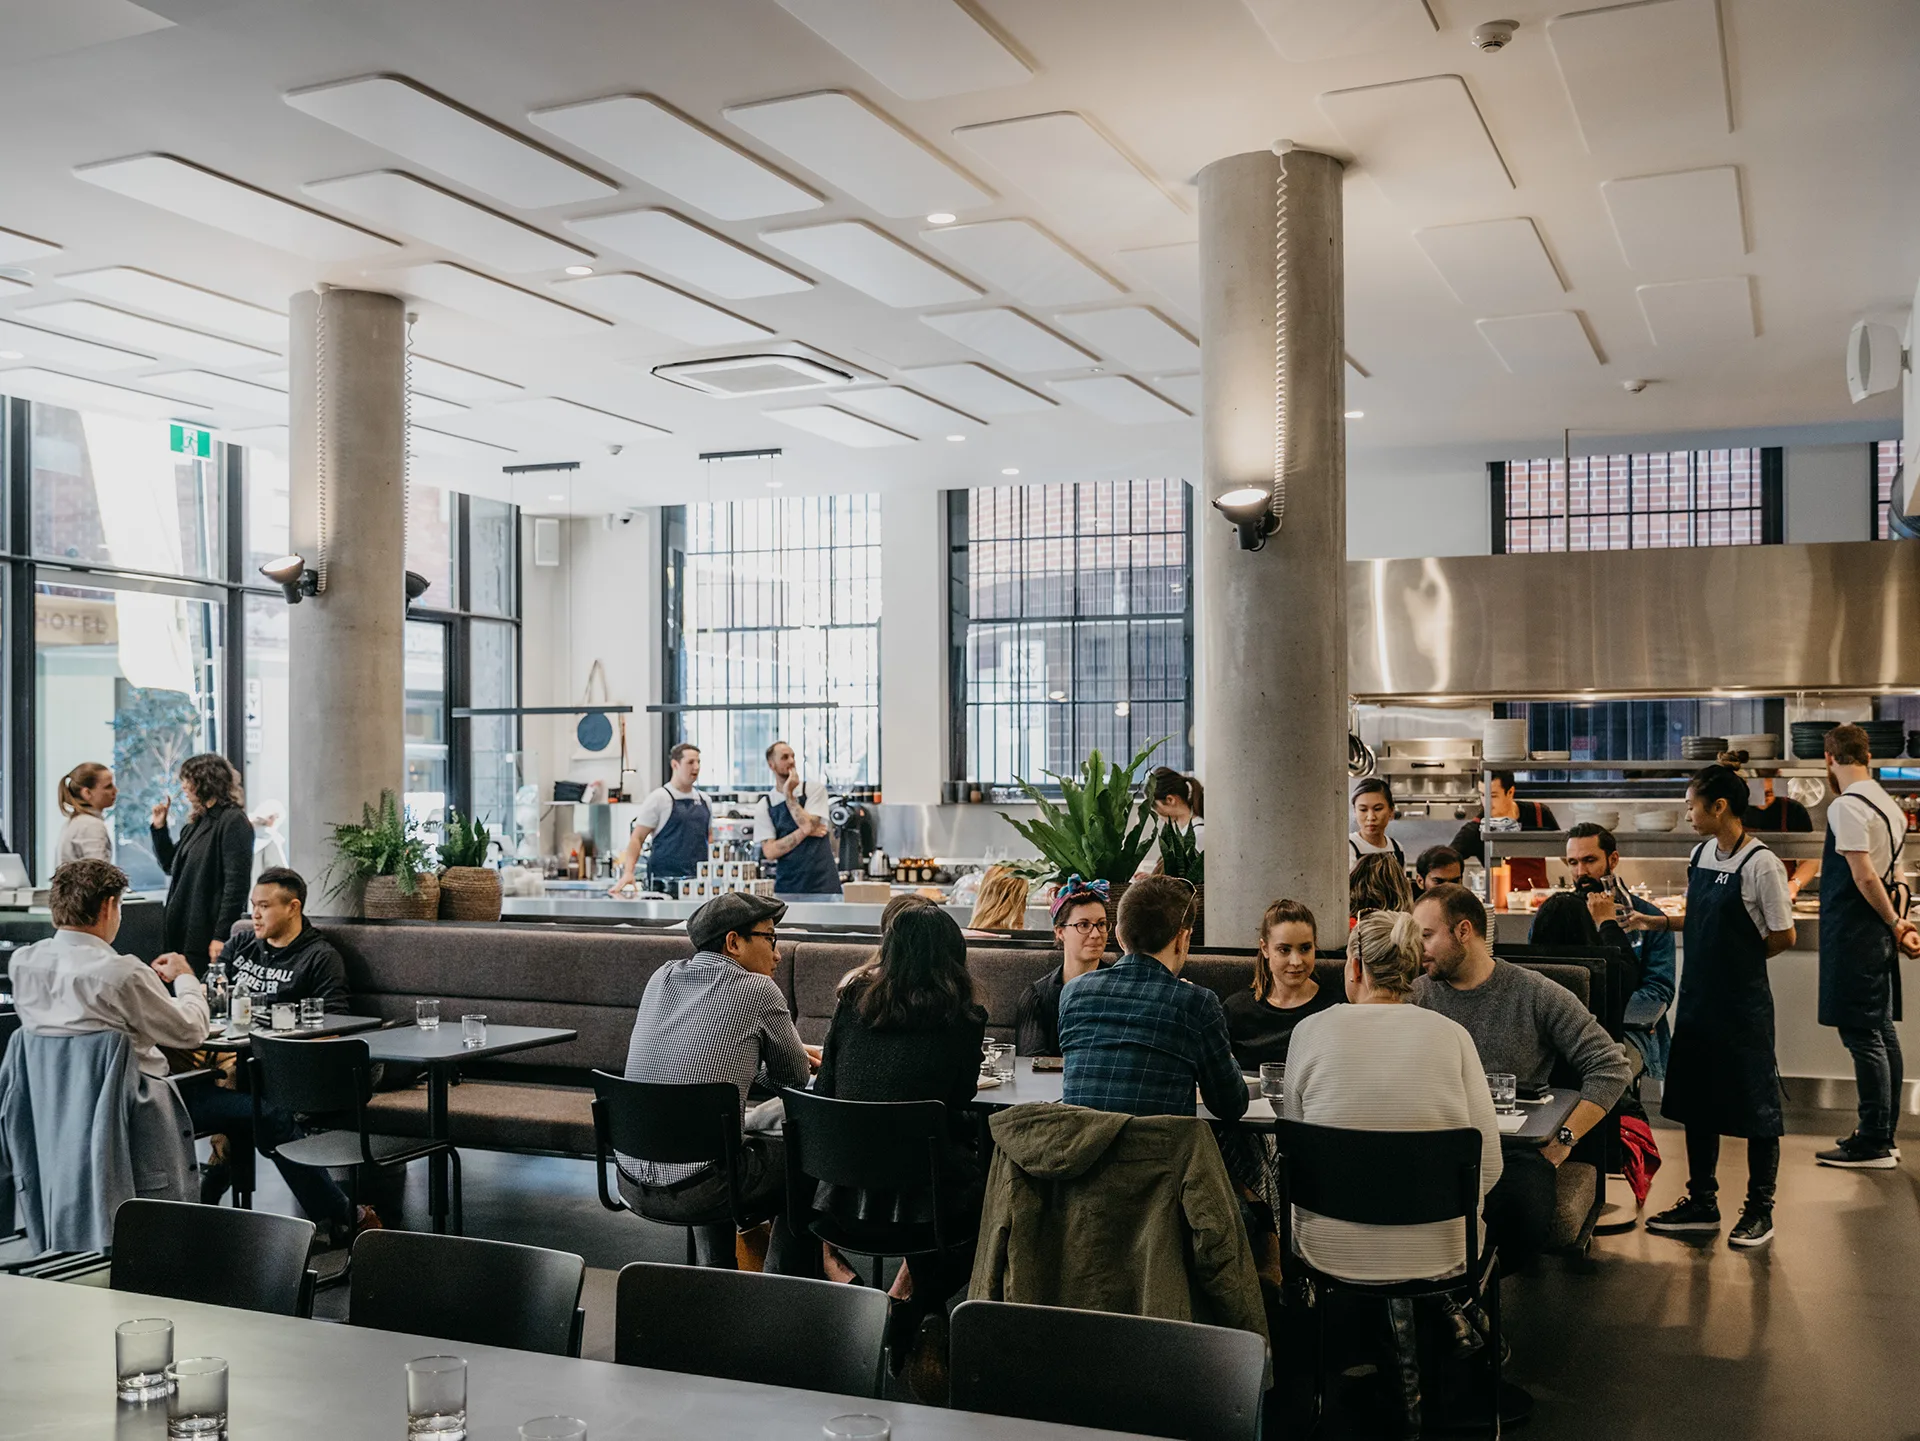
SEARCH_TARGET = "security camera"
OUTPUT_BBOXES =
[608,443,624,456]
[1472,19,1518,51]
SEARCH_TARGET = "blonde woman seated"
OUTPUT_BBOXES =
[965,865,1030,934]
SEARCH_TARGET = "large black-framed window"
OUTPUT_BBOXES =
[948,479,1193,788]
[1873,440,1906,539]
[1491,448,1782,553]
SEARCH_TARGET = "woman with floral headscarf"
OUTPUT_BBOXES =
[1014,876,1113,1055]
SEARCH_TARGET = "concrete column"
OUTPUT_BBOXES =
[287,288,407,896]
[879,489,947,804]
[1197,148,1348,938]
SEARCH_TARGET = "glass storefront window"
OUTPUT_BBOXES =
[408,482,455,608]
[244,446,291,579]
[404,619,448,832]
[469,496,515,616]
[469,619,517,850]
[32,407,223,578]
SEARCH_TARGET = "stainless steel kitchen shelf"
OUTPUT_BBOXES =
[1483,830,1920,861]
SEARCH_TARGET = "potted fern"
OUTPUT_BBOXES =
[438,810,500,921]
[328,790,438,920]
[1157,821,1205,943]
[1001,741,1164,937]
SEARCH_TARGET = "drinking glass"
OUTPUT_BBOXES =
[299,997,325,1029]
[985,1042,1015,1081]
[116,1318,174,1401]
[165,1357,227,1439]
[1258,1062,1286,1102]
[461,1014,488,1050]
[1486,1072,1519,1115]
[823,1417,890,1441]
[416,999,441,1030]
[519,1419,588,1441]
[270,1002,297,1033]
[406,1355,467,1440]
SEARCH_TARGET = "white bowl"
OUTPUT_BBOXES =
[1568,805,1621,833]
[1634,809,1681,832]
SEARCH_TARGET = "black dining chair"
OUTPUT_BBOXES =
[614,1261,890,1397]
[248,1033,462,1234]
[1274,1120,1500,1438]
[589,1071,766,1266]
[349,1230,586,1356]
[110,1199,317,1317]
[167,1065,255,1211]
[949,1299,1268,1441]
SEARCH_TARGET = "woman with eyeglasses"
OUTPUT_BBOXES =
[1014,877,1113,1056]
[1224,899,1340,1069]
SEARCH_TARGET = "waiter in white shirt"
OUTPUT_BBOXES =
[754,741,841,896]
[609,743,712,894]
[1349,778,1405,873]
[1814,723,1918,1168]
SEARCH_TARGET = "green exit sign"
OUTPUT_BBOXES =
[169,423,212,458]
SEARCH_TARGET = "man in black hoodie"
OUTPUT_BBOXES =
[224,867,348,1006]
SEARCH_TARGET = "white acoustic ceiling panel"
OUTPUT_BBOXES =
[724,92,991,218]
[1053,307,1197,371]
[0,226,60,265]
[765,404,916,447]
[1475,311,1601,372]
[74,155,399,261]
[839,385,981,432]
[8,0,172,67]
[1413,219,1565,309]
[0,368,207,419]
[1154,373,1201,408]
[921,307,1097,372]
[410,426,515,457]
[1048,376,1190,424]
[768,0,1030,98]
[303,171,590,273]
[761,221,979,307]
[285,76,613,209]
[1318,76,1513,211]
[567,209,811,299]
[394,263,612,336]
[0,277,28,298]
[1240,0,1438,61]
[901,362,1055,414]
[57,268,285,346]
[412,355,523,401]
[551,272,771,345]
[528,96,820,220]
[1547,0,1730,153]
[18,300,274,366]
[1637,276,1755,347]
[1602,166,1745,274]
[919,220,1118,306]
[953,113,1187,241]
[147,370,288,415]
[1117,242,1201,318]
[408,392,467,420]
[0,316,151,370]
[494,396,670,443]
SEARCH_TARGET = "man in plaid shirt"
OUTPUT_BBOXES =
[1059,876,1248,1123]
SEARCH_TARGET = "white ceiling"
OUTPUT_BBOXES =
[0,0,1912,516]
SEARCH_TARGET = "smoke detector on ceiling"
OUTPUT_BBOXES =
[1472,19,1518,51]
[651,353,853,398]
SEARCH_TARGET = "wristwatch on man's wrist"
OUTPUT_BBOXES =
[1555,1126,1576,1149]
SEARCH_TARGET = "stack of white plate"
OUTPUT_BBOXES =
[1726,733,1777,759]
[1567,803,1622,832]
[1483,719,1529,763]
[1634,808,1681,832]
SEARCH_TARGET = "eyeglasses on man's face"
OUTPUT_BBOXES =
[747,928,779,945]
[1062,919,1110,936]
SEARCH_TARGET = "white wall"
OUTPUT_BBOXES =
[1346,447,1492,559]
[878,489,947,804]
[1785,442,1872,543]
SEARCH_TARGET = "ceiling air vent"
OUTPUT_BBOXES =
[651,353,851,397]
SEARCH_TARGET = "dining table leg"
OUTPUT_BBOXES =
[427,1065,450,1234]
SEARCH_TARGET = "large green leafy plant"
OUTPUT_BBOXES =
[1003,740,1164,883]
[327,790,433,897]
[1158,820,1205,884]
[438,809,493,869]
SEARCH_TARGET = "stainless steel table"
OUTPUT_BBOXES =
[0,1275,1130,1441]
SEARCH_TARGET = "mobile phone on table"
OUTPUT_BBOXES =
[1031,1055,1063,1072]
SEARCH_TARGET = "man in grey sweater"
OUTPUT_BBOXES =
[1412,884,1631,1268]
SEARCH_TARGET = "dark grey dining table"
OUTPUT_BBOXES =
[195,1013,385,1051]
[0,1275,1133,1441]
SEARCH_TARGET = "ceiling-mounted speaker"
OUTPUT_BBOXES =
[1847,318,1907,403]
[533,517,561,567]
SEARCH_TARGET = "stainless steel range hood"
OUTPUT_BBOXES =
[1347,539,1920,701]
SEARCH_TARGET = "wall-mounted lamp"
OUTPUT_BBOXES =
[1212,488,1279,552]
[260,554,318,604]
[404,571,431,605]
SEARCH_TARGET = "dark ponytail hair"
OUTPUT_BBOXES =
[1147,767,1204,819]
[1689,763,1749,819]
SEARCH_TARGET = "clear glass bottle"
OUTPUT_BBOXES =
[228,974,252,1037]
[205,960,230,1024]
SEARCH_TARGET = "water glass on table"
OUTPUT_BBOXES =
[520,1420,588,1441]
[164,1357,227,1439]
[270,1002,297,1033]
[461,1014,488,1050]
[416,999,441,1030]
[982,1041,1014,1081]
[299,997,325,1030]
[116,1318,173,1401]
[823,1416,890,1441]
[406,1355,467,1440]
[1258,1062,1286,1103]
[1486,1072,1519,1115]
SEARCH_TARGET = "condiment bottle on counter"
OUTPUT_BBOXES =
[1489,861,1512,912]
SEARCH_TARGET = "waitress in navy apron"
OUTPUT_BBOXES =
[608,742,712,894]
[1632,765,1798,1249]
[756,740,842,896]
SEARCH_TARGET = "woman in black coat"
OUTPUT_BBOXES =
[150,752,254,976]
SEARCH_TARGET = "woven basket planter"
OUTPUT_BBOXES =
[439,866,502,922]
[363,872,440,921]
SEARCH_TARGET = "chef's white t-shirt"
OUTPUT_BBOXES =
[1690,836,1794,937]
[753,779,833,845]
[1827,779,1909,882]
[1348,831,1404,873]
[633,782,707,832]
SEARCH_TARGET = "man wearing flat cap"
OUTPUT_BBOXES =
[617,892,823,1275]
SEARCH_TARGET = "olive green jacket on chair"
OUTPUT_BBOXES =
[968,1103,1271,1360]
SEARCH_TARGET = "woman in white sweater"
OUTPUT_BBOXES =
[54,761,117,866]
[1283,907,1503,1284]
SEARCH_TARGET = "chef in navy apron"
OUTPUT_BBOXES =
[1633,765,1797,1248]
[608,742,712,894]
[1815,723,1913,1167]
[755,740,841,896]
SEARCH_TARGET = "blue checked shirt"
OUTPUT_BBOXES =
[1057,953,1250,1121]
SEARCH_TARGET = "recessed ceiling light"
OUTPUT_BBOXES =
[1345,409,1364,418]
[766,478,784,488]
[926,212,956,225]
[946,434,965,442]
[1001,466,1019,475]
[1048,690,1067,702]
[1114,701,1131,718]
[563,264,594,276]
[547,492,565,501]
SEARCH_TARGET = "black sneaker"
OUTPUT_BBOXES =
[1646,1193,1721,1234]
[1728,1206,1774,1249]
[1829,1132,1901,1163]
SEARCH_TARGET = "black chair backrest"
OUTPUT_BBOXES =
[1276,1121,1481,1229]
[614,1261,889,1398]
[248,1033,371,1115]
[590,1071,739,1166]
[110,1199,316,1317]
[781,1087,947,1192]
[949,1299,1267,1441]
[350,1230,585,1356]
